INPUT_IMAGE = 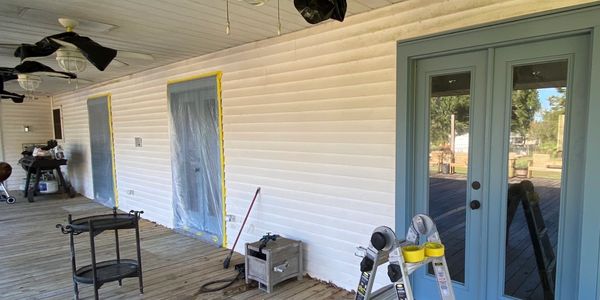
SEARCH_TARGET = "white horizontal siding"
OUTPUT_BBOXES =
[0,97,53,190]
[51,0,594,291]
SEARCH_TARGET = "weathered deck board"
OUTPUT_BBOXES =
[0,194,353,300]
[429,175,560,299]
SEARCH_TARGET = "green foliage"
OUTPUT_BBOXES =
[529,88,566,153]
[511,89,541,137]
[514,159,529,169]
[429,95,470,148]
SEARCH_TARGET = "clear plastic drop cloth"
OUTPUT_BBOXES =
[87,96,116,207]
[168,76,223,245]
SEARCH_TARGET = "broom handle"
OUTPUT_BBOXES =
[230,187,261,253]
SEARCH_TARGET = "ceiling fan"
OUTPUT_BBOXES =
[295,0,347,24]
[0,60,76,93]
[12,18,153,74]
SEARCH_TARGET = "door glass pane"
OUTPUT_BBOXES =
[428,72,471,284]
[504,60,567,299]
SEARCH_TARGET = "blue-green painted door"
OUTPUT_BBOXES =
[486,34,589,300]
[412,50,488,299]
[411,34,590,299]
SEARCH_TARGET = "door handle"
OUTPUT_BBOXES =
[471,181,481,190]
[470,200,481,210]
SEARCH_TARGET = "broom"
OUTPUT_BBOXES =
[223,187,261,269]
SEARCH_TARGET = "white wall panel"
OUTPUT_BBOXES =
[51,0,594,290]
[0,97,53,190]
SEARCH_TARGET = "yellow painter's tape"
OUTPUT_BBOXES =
[402,245,425,263]
[424,242,445,257]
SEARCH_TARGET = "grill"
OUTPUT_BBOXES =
[18,154,76,202]
[0,162,15,204]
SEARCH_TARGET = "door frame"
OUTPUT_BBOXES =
[87,93,119,207]
[396,5,600,299]
[166,71,227,247]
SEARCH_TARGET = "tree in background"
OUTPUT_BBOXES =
[530,87,566,154]
[511,89,541,138]
[429,95,470,149]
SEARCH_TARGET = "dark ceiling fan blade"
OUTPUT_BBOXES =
[294,0,347,24]
[0,74,17,82]
[14,34,62,60]
[15,31,117,71]
[1,90,25,103]
[0,67,17,76]
[1,77,25,103]
[14,61,76,79]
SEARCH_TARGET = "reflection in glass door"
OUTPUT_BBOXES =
[428,72,471,283]
[490,34,590,300]
[504,61,567,300]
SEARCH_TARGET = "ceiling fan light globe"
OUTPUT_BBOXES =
[56,48,87,73]
[17,74,42,91]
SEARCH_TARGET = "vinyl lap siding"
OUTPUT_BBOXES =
[0,97,53,190]
[51,0,594,290]
[52,83,173,227]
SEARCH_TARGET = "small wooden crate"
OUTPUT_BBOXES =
[245,237,303,293]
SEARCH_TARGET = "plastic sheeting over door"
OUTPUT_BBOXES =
[168,74,224,246]
[87,95,117,207]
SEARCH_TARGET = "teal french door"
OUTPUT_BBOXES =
[410,34,589,300]
[412,50,487,299]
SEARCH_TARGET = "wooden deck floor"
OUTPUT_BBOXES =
[430,175,560,300]
[0,194,353,300]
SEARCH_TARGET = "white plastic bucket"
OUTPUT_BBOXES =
[38,180,59,194]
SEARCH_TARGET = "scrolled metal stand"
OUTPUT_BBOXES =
[57,208,144,300]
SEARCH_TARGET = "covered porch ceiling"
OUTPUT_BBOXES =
[0,0,402,95]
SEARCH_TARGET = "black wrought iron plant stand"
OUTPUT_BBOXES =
[57,208,144,300]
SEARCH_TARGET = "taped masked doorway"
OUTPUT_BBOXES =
[87,95,117,207]
[168,73,225,246]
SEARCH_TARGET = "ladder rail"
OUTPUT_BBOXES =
[356,215,456,300]
[506,180,556,299]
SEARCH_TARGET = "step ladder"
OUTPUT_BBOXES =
[507,180,556,300]
[355,214,455,300]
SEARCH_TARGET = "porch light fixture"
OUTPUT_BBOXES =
[17,74,41,91]
[56,47,87,73]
